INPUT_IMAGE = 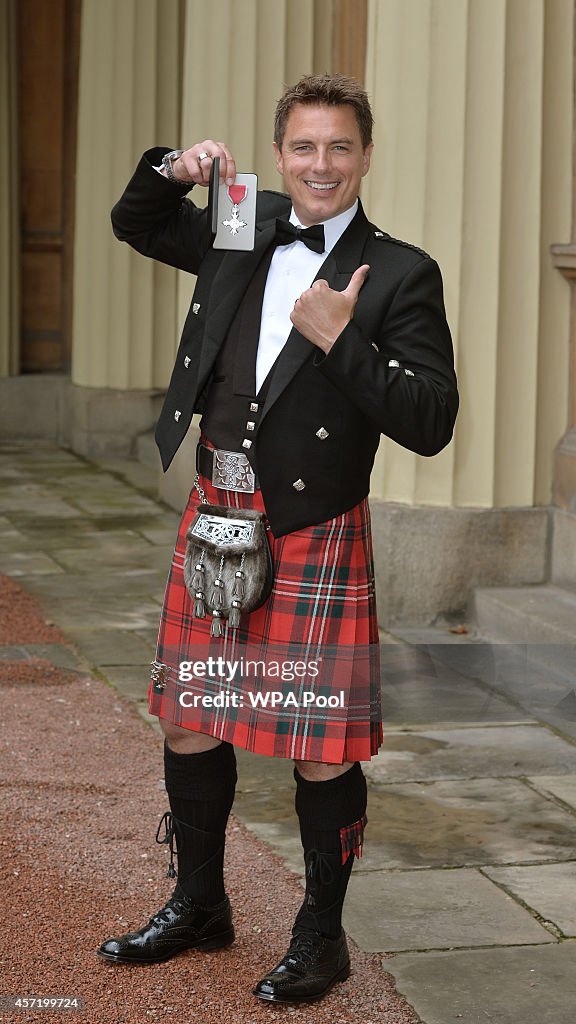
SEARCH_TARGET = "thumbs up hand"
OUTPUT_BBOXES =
[290,264,370,354]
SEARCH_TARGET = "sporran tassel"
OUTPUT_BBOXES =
[192,552,206,591]
[210,554,225,609]
[210,610,224,638]
[210,578,224,608]
[229,598,242,629]
[194,590,206,618]
[233,554,246,600]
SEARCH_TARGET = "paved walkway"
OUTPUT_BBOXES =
[1,441,575,1024]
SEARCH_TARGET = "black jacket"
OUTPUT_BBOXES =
[111,148,459,536]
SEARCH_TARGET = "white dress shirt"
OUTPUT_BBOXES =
[255,201,358,392]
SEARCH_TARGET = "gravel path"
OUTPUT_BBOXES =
[0,575,420,1024]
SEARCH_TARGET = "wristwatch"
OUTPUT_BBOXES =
[162,149,185,183]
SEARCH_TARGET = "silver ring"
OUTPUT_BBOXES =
[197,151,210,162]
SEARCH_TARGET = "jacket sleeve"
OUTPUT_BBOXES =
[315,256,458,456]
[110,147,212,275]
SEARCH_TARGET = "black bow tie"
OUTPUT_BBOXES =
[274,219,325,254]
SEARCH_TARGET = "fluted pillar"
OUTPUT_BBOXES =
[72,0,183,390]
[550,3,576,515]
[181,0,329,186]
[550,239,576,512]
[364,0,573,510]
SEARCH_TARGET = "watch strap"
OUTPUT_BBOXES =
[162,149,186,183]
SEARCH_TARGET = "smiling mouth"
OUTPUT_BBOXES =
[304,181,339,191]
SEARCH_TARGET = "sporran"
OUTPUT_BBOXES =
[183,476,273,637]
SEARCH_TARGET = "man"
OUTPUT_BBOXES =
[99,74,458,1003]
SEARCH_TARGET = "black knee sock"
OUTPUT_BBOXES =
[293,762,367,940]
[162,740,237,906]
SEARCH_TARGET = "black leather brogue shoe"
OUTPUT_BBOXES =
[253,928,350,1003]
[97,893,234,964]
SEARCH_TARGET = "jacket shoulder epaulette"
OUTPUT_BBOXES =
[371,229,431,259]
[257,189,291,219]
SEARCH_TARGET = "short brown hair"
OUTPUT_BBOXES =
[274,73,374,150]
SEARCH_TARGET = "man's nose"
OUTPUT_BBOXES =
[310,147,331,174]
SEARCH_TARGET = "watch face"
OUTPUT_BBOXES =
[166,150,183,161]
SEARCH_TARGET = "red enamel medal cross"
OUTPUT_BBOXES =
[223,184,248,236]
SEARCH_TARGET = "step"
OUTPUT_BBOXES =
[473,583,576,681]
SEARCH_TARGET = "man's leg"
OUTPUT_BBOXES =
[253,758,367,1003]
[97,722,237,964]
[161,721,236,906]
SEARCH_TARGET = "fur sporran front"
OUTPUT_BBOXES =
[184,504,273,637]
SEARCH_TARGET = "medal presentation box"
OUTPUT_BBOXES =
[210,156,257,251]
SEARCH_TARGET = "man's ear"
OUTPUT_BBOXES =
[273,142,284,175]
[362,142,374,177]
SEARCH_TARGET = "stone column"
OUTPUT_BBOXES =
[550,0,576,515]
[364,0,573,511]
[72,0,182,393]
[550,245,576,512]
[180,0,325,193]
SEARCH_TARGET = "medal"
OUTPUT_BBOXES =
[210,160,258,251]
[222,184,248,236]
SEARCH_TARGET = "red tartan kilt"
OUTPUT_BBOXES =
[149,450,383,764]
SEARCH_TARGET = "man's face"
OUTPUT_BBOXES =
[273,103,373,226]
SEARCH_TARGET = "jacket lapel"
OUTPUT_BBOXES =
[259,202,372,423]
[196,219,277,391]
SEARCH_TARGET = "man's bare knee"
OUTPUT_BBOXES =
[294,759,354,781]
[160,719,222,754]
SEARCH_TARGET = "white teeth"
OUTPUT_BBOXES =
[305,181,338,191]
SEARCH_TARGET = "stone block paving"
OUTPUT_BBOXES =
[2,441,576,1023]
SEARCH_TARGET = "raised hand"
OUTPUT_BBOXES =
[170,141,237,186]
[290,264,370,353]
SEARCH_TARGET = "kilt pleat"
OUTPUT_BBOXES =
[149,444,383,764]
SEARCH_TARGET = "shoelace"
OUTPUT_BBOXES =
[155,811,179,878]
[303,848,337,909]
[155,810,224,882]
[306,850,336,886]
[148,893,191,927]
[282,930,324,972]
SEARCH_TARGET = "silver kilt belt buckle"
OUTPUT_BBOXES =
[211,448,256,493]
